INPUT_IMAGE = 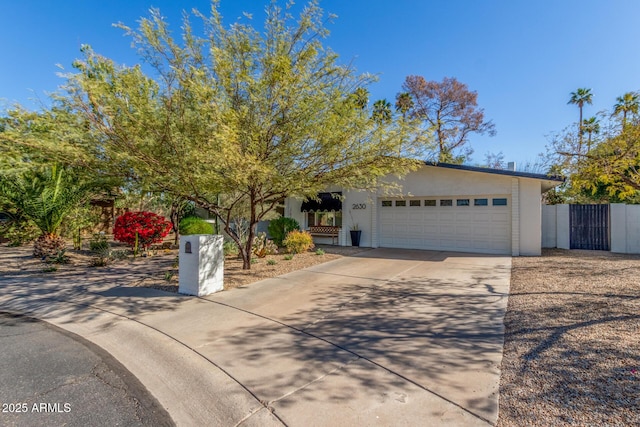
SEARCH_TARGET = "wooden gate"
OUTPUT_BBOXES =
[569,204,610,250]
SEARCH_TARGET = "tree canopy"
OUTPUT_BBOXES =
[19,1,426,268]
[399,75,495,163]
[551,89,640,203]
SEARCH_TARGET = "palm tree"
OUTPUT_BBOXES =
[581,116,600,151]
[351,87,370,110]
[395,92,414,118]
[568,88,593,142]
[0,165,95,258]
[372,99,392,124]
[613,92,639,128]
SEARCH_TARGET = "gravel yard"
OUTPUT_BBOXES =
[0,243,370,291]
[498,249,640,427]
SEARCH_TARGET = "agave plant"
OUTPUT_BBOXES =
[0,165,95,258]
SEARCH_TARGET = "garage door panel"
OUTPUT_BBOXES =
[378,197,511,255]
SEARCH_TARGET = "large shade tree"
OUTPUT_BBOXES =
[58,1,424,269]
[399,75,495,163]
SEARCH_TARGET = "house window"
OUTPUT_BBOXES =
[440,199,452,206]
[409,200,421,207]
[424,200,436,206]
[307,211,342,227]
[493,198,508,206]
[381,200,392,207]
[395,200,406,207]
[474,198,488,206]
[457,199,470,206]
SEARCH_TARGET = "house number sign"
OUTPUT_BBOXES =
[352,203,367,210]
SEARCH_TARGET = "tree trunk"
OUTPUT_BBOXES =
[239,190,259,271]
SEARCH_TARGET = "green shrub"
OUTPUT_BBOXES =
[252,232,278,258]
[0,217,39,246]
[89,233,109,252]
[315,248,325,256]
[283,230,314,254]
[47,250,70,264]
[179,216,214,235]
[268,217,300,246]
[267,259,277,265]
[283,254,294,261]
[223,240,239,257]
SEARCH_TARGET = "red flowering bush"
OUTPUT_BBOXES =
[113,211,172,251]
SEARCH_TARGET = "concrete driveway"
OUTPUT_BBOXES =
[0,248,511,426]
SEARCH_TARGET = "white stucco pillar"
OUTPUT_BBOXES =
[556,204,570,249]
[610,204,627,253]
[511,179,520,256]
[541,205,557,248]
[179,235,224,296]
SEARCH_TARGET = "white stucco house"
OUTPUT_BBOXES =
[284,162,563,256]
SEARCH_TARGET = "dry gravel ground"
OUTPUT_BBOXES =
[0,243,370,292]
[497,249,640,427]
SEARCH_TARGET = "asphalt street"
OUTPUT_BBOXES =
[0,311,174,427]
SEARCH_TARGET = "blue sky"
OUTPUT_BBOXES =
[2,1,640,166]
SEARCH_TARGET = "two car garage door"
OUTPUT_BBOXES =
[378,197,511,254]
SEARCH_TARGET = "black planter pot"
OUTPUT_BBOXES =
[350,230,362,247]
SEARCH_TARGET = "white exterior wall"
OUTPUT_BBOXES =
[343,189,375,247]
[511,179,520,256]
[284,165,552,254]
[378,166,512,196]
[611,204,627,253]
[518,179,542,256]
[541,205,557,248]
[556,204,570,249]
[610,204,640,254]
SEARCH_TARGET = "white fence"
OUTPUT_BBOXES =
[542,204,640,254]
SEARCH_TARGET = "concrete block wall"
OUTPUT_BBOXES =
[542,204,640,254]
[611,204,640,254]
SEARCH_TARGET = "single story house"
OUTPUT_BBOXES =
[284,162,563,256]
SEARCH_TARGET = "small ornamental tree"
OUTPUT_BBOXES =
[113,211,171,252]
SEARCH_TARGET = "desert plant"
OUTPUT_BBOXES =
[268,217,300,246]
[0,215,39,246]
[283,254,294,261]
[89,233,109,252]
[223,240,239,257]
[46,250,70,264]
[179,216,214,235]
[252,232,278,258]
[267,259,277,266]
[283,230,314,254]
[33,234,67,259]
[315,248,325,255]
[0,165,97,258]
[113,211,172,253]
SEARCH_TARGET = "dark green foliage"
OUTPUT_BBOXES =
[179,216,214,235]
[89,233,109,252]
[268,217,300,246]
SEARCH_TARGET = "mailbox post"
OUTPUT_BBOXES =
[178,235,224,296]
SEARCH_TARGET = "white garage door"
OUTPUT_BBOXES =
[378,197,511,254]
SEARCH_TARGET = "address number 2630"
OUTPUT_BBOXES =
[352,203,366,210]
